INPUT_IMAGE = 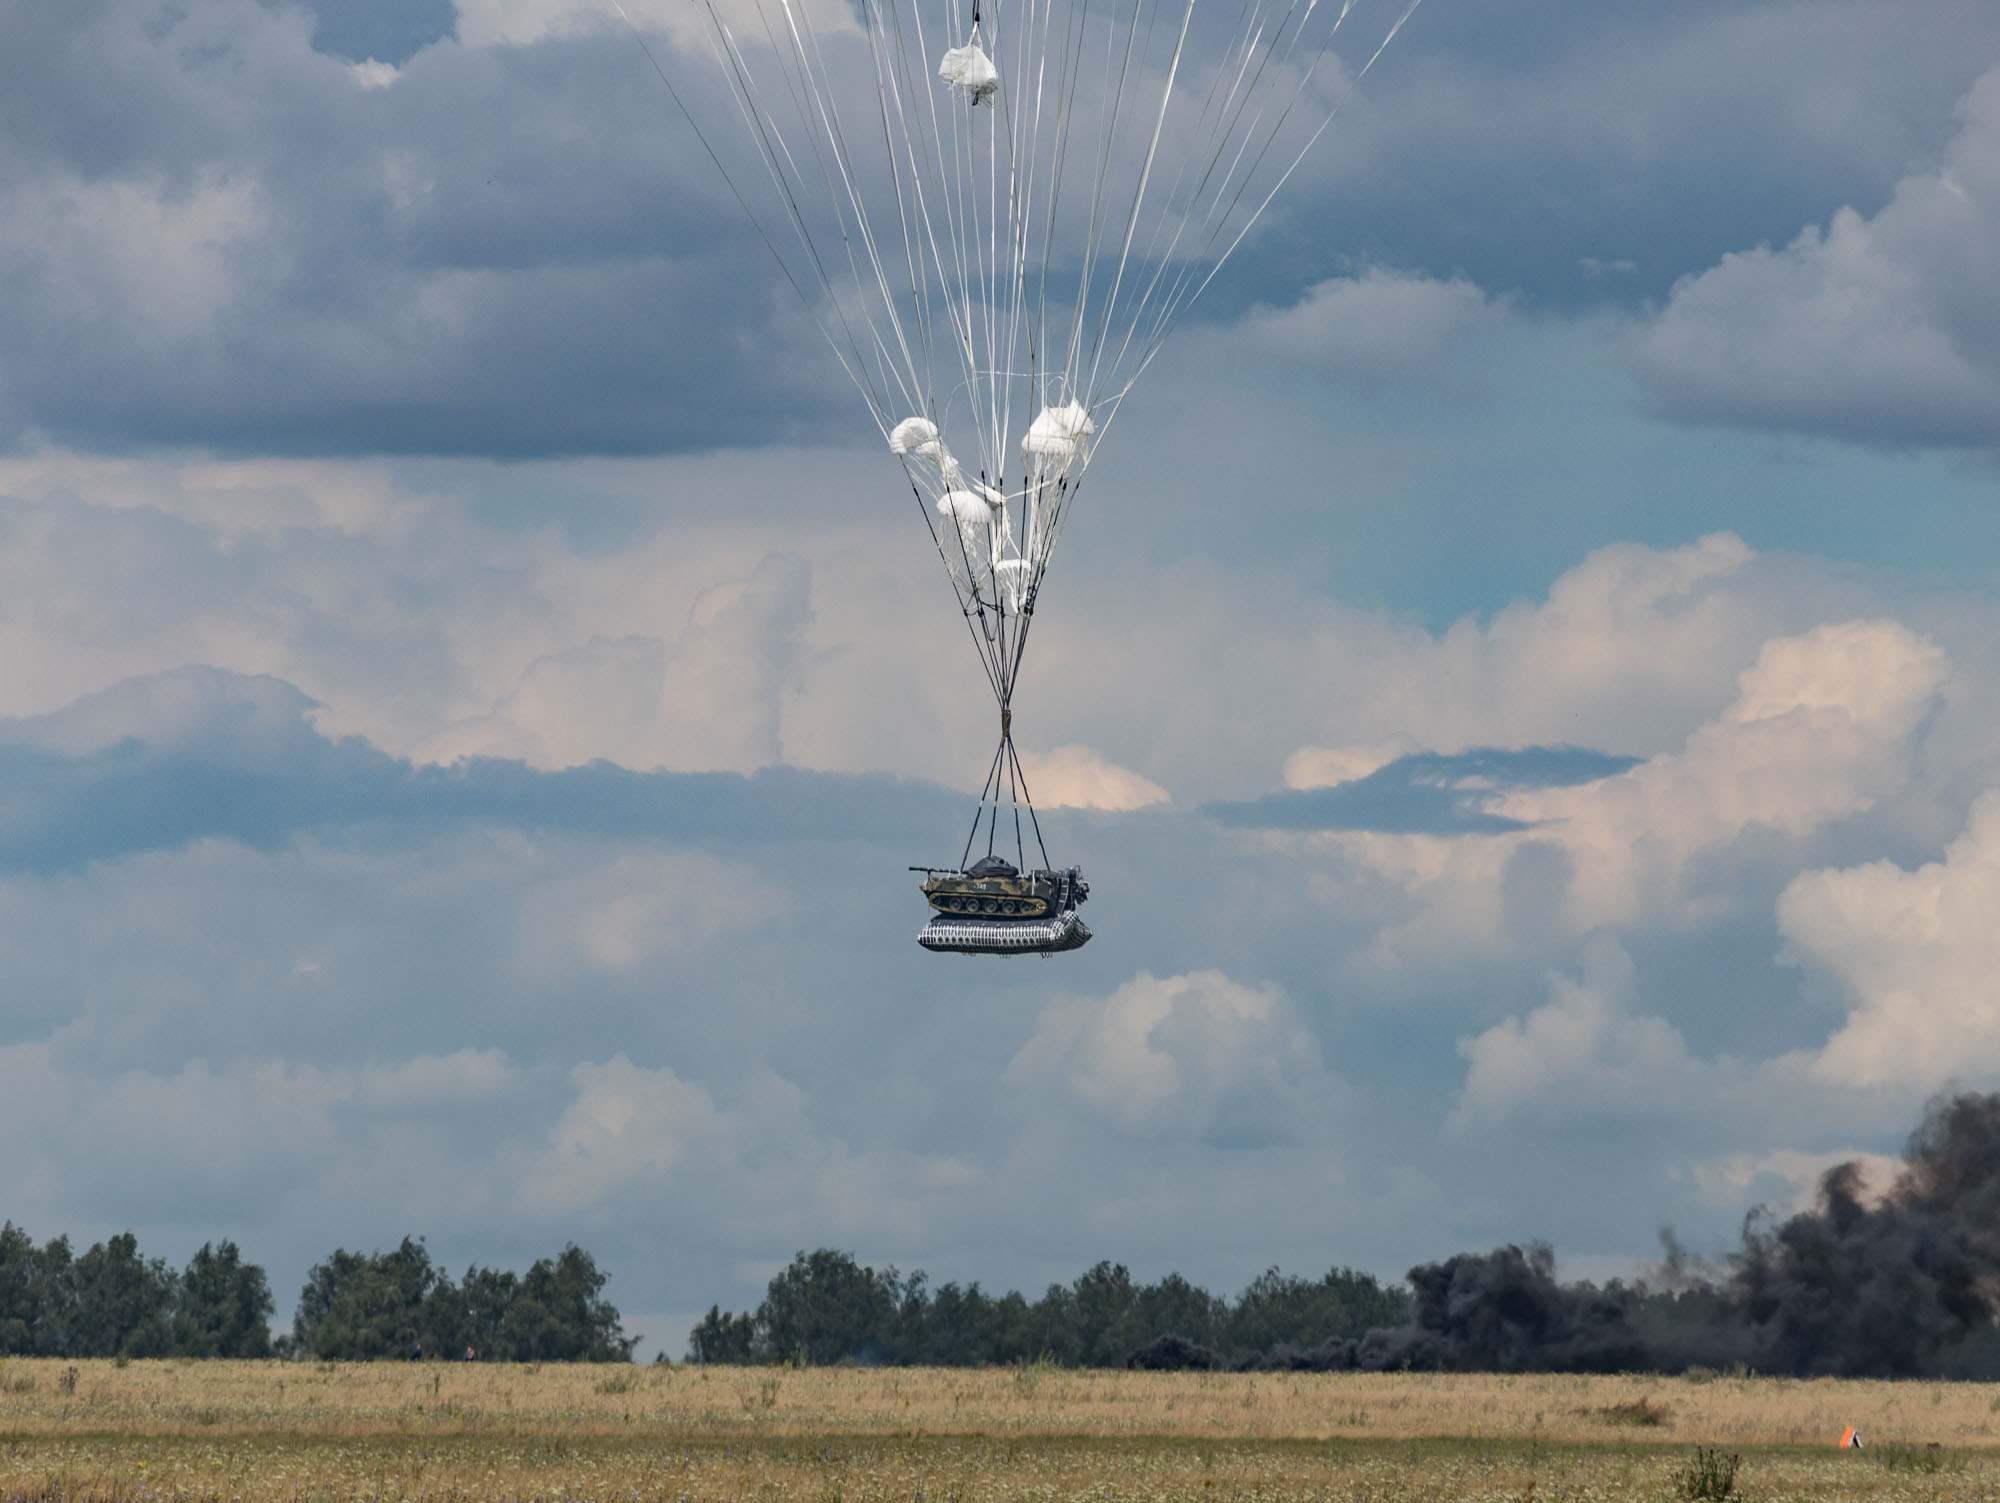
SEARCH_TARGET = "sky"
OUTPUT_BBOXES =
[4,0,2000,1360]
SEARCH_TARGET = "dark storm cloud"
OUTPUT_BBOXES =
[0,667,957,871]
[1210,0,2000,315]
[0,1,849,457]
[4,0,1998,456]
[1624,60,2000,450]
[1201,746,1637,835]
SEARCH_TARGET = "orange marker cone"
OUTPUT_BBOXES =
[1839,1426,1863,1450]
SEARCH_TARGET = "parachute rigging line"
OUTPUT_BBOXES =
[610,0,1422,894]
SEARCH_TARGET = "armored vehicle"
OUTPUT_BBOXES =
[914,855,1091,955]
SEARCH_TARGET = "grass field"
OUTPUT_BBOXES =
[2,1358,1996,1501]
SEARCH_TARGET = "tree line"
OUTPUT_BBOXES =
[0,1225,273,1358]
[2,1227,1406,1367]
[689,1248,1411,1367]
[293,1236,634,1361]
[0,1225,633,1361]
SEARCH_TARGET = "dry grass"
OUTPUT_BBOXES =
[0,1359,1995,1501]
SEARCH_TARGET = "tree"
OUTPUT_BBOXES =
[292,1239,634,1362]
[1064,1261,1141,1366]
[70,1233,175,1358]
[447,1264,519,1358]
[1132,1273,1225,1352]
[687,1250,1417,1367]
[1223,1265,1411,1357]
[758,1250,894,1365]
[293,1237,439,1359]
[689,1305,758,1364]
[175,1242,274,1357]
[0,1225,73,1356]
[505,1246,635,1362]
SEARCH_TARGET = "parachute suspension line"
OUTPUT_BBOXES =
[913,482,1006,705]
[703,6,926,432]
[1004,716,1023,862]
[632,0,1424,887]
[1091,0,1311,403]
[609,0,895,435]
[1062,0,1145,392]
[866,5,949,420]
[1123,0,1428,389]
[878,0,980,438]
[955,702,1048,875]
[959,734,1010,870]
[770,0,934,418]
[1087,0,1323,411]
[1081,0,1193,404]
[1006,730,1053,870]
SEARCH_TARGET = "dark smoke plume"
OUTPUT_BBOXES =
[1134,1091,2000,1378]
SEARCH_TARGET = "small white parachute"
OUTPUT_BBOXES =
[1021,401,1094,468]
[937,489,1010,583]
[888,416,941,456]
[993,558,1034,615]
[891,413,971,488]
[938,24,999,105]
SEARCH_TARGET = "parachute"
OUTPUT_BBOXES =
[612,0,1422,950]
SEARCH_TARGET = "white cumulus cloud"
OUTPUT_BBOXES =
[1501,617,1948,927]
[1682,1148,1900,1213]
[1630,63,2000,447]
[1453,936,1708,1130]
[1007,970,1340,1146]
[1016,744,1169,810]
[517,1054,727,1215]
[1330,616,1948,972]
[1239,269,1495,382]
[1782,789,2000,1090]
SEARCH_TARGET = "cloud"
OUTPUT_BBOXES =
[1204,746,1639,835]
[1274,614,1952,989]
[4,418,2000,1314]
[355,1048,521,1108]
[453,0,859,51]
[308,0,457,65]
[1237,269,1495,382]
[4,0,2000,464]
[517,1057,984,1240]
[0,457,1817,814]
[1,171,269,342]
[517,1055,727,1215]
[0,2,843,457]
[1629,63,2000,447]
[1681,1147,1900,1213]
[1283,736,1418,790]
[0,664,962,872]
[0,1042,530,1226]
[1781,790,2000,1090]
[421,553,813,772]
[1007,970,1341,1147]
[12,0,2000,463]
[1015,745,1169,811]
[515,851,772,973]
[1452,936,1708,1130]
[1498,618,1948,926]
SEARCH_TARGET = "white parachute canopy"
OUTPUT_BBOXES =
[937,22,1000,105]
[1021,401,1094,469]
[888,416,942,457]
